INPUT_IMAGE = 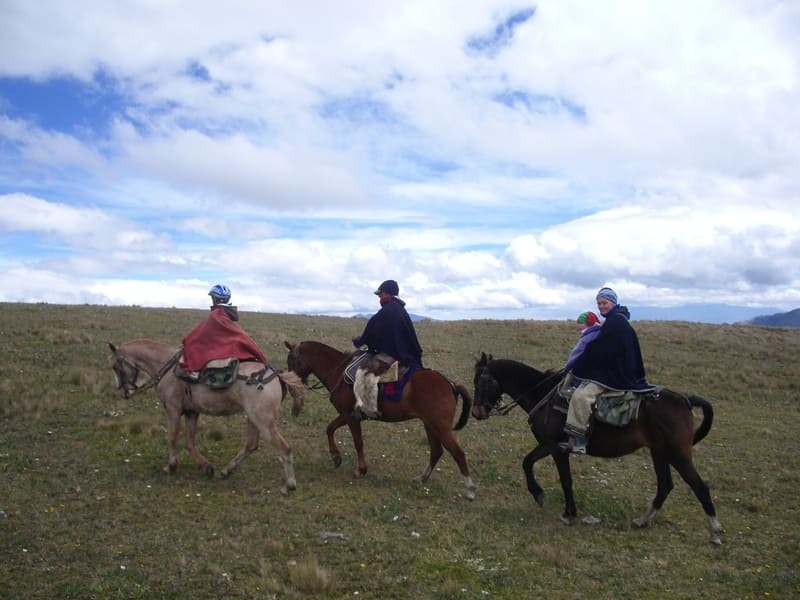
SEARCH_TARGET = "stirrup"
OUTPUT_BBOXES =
[558,435,587,454]
[352,406,380,421]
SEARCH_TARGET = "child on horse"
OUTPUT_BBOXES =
[560,288,651,454]
[177,284,266,379]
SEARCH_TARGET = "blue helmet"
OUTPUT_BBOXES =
[208,284,231,303]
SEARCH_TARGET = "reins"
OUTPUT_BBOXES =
[116,348,183,396]
[483,367,564,417]
[296,347,356,396]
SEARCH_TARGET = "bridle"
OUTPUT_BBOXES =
[475,365,515,416]
[288,344,356,395]
[475,364,564,416]
[112,349,183,398]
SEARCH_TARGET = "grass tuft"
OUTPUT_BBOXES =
[288,556,330,592]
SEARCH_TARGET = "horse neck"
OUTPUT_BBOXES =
[124,340,176,377]
[494,361,552,412]
[303,342,350,389]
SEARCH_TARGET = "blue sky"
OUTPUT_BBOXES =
[1,1,798,323]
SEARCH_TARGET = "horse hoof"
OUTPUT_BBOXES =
[560,514,575,526]
[332,455,342,469]
[533,493,545,508]
[630,518,650,529]
[464,489,476,502]
[204,465,216,479]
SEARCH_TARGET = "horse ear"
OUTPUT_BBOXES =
[488,353,493,361]
[108,342,117,352]
[284,341,295,350]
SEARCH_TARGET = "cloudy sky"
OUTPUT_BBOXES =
[1,1,798,322]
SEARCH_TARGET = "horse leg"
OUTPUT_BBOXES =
[522,443,551,507]
[163,408,182,474]
[415,424,444,484]
[631,449,673,530]
[325,414,347,468]
[257,420,296,496]
[183,411,215,478]
[219,419,260,480]
[671,454,723,545]
[346,418,368,478]
[438,428,475,502]
[552,451,578,524]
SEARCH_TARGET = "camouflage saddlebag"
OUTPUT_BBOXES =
[201,358,240,390]
[592,391,640,427]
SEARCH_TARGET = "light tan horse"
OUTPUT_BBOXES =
[108,339,304,494]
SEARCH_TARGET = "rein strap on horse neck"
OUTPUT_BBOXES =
[119,348,183,396]
[489,368,564,417]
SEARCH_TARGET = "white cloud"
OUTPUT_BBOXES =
[0,1,798,322]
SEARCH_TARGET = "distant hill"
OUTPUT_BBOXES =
[747,308,800,327]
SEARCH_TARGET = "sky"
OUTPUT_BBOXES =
[1,1,799,323]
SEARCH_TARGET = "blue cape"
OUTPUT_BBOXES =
[353,297,423,368]
[571,306,649,390]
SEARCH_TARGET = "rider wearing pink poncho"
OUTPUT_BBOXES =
[180,284,266,372]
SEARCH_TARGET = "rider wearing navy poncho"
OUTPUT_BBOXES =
[571,306,648,391]
[561,287,650,454]
[352,279,423,368]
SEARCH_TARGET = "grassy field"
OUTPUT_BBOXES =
[1,302,798,599]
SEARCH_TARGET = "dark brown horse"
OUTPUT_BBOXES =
[109,339,304,494]
[472,353,723,544]
[284,340,476,500]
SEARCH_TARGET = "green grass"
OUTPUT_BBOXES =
[1,302,799,598]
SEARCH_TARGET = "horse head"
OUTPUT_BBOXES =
[108,342,143,399]
[472,352,502,420]
[284,340,309,383]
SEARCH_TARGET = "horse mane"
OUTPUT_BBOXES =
[490,358,550,379]
[300,340,355,360]
[122,338,178,351]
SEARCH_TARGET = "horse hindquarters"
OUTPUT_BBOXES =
[632,394,722,544]
[402,371,475,500]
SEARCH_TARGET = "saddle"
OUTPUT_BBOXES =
[174,357,240,388]
[174,357,278,391]
[344,352,400,384]
[543,375,659,428]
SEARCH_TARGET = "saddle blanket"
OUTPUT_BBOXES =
[379,366,417,403]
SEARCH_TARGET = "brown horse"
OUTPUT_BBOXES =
[108,339,304,494]
[472,353,723,544]
[284,340,476,500]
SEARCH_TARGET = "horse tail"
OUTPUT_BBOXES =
[279,370,306,417]
[689,394,713,445]
[452,383,473,431]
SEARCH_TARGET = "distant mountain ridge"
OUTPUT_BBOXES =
[747,308,800,327]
